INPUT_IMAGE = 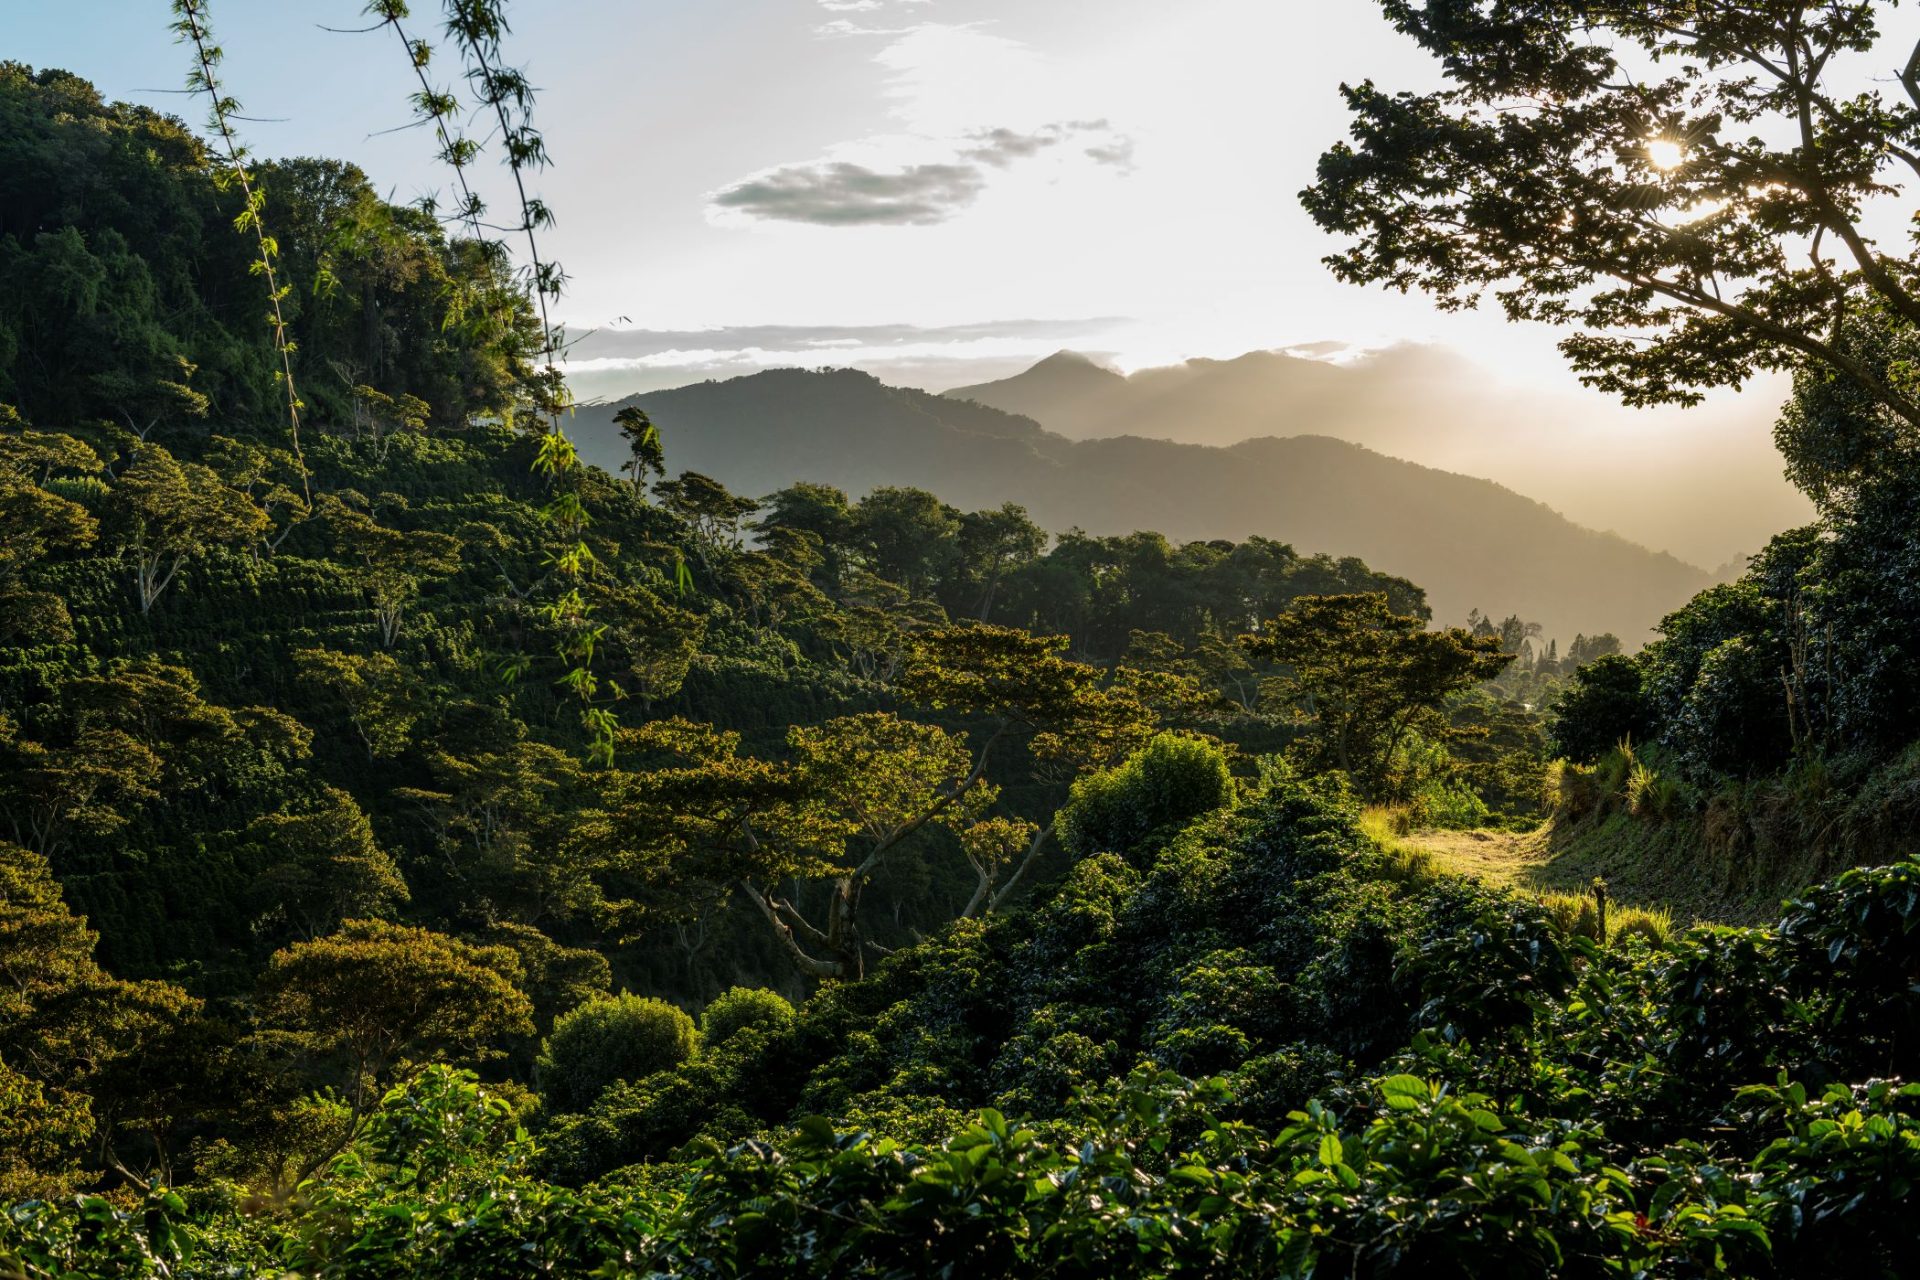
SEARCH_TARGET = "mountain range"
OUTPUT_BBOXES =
[948,348,1406,446]
[944,347,1806,571]
[571,367,1710,643]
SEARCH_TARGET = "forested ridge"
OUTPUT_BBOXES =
[570,366,1708,646]
[10,1,1920,1275]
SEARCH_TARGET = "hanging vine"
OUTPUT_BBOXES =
[365,0,618,763]
[175,0,627,764]
[170,0,311,504]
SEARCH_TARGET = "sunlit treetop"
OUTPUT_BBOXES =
[1304,0,1920,434]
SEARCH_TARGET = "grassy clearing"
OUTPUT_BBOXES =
[1361,804,1685,942]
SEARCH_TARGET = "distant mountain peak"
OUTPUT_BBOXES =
[946,349,1125,406]
[1032,349,1115,371]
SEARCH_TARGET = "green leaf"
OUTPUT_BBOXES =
[1379,1074,1428,1111]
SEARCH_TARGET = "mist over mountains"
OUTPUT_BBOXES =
[947,347,1809,570]
[573,367,1710,644]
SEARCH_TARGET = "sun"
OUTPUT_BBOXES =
[1644,137,1686,171]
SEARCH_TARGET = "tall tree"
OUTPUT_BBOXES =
[1241,593,1511,797]
[0,468,95,642]
[758,481,858,589]
[855,486,961,596]
[203,433,311,557]
[0,840,202,1190]
[259,920,532,1138]
[0,715,162,858]
[320,494,464,646]
[295,648,423,760]
[104,443,266,612]
[1303,1,1920,451]
[242,788,410,942]
[605,707,1036,982]
[655,471,759,569]
[612,405,664,496]
[953,502,1047,621]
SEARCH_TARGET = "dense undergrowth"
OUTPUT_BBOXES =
[7,776,1919,1277]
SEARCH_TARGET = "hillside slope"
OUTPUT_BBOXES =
[573,368,1709,642]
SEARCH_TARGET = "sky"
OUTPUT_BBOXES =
[5,0,1811,565]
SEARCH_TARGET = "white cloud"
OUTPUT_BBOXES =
[710,118,1132,226]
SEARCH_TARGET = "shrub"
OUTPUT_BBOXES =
[1594,741,1636,798]
[535,993,697,1114]
[1357,806,1435,883]
[1359,804,1413,839]
[1539,891,1601,940]
[1626,759,1687,819]
[1610,904,1675,945]
[1056,733,1234,862]
[1540,891,1674,946]
[1547,653,1653,764]
[1544,759,1601,819]
[1404,776,1490,829]
[699,987,795,1050]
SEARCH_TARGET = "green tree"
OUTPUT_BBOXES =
[894,623,1179,907]
[1242,593,1511,797]
[610,713,1008,981]
[203,433,311,557]
[0,714,162,858]
[0,425,105,487]
[103,443,265,612]
[295,648,422,760]
[1548,653,1655,766]
[0,840,202,1190]
[61,659,311,794]
[0,1054,92,1200]
[900,623,1168,778]
[953,502,1046,621]
[856,486,960,595]
[393,739,626,931]
[655,471,759,568]
[0,468,95,642]
[258,154,545,429]
[1303,1,1920,443]
[758,481,857,588]
[612,405,665,496]
[242,788,410,942]
[0,426,103,622]
[320,494,464,646]
[260,920,533,1132]
[345,385,431,460]
[535,992,697,1113]
[767,711,1009,979]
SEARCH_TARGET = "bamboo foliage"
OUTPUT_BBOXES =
[360,0,618,763]
[169,0,311,506]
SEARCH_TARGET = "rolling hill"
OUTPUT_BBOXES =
[572,368,1710,643]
